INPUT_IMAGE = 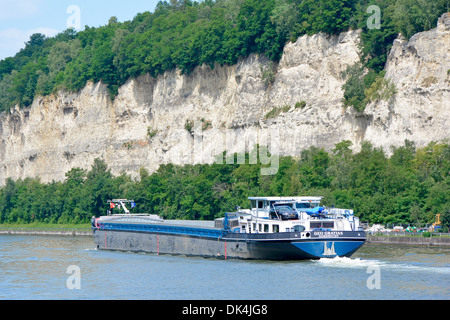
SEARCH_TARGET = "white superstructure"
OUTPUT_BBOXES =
[225,197,363,235]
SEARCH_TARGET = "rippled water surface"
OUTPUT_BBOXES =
[0,235,448,300]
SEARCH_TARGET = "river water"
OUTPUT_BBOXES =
[0,235,449,300]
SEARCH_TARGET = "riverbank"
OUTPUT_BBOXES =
[0,228,92,237]
[366,234,450,247]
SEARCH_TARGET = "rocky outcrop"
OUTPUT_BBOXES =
[0,14,449,185]
[364,12,450,150]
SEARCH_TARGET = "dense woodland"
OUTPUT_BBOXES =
[0,0,448,112]
[1,141,449,230]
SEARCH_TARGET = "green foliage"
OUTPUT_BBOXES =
[264,104,292,119]
[265,107,283,119]
[341,0,447,111]
[441,210,450,233]
[341,63,367,112]
[185,120,194,133]
[1,140,448,226]
[296,0,357,35]
[260,61,277,87]
[281,105,291,112]
[295,101,306,109]
[364,75,397,104]
[271,0,301,41]
[391,0,448,40]
[200,118,213,131]
[147,127,159,139]
[342,64,397,111]
[0,159,117,224]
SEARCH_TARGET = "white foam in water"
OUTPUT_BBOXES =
[316,257,450,274]
[316,257,383,269]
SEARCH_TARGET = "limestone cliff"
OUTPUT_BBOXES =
[0,14,449,185]
[364,13,450,150]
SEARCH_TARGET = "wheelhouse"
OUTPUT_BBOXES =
[220,196,363,234]
[248,196,323,219]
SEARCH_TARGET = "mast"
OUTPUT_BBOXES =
[107,199,136,214]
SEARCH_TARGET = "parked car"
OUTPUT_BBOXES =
[270,205,299,220]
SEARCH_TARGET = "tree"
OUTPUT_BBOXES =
[85,159,114,217]
[296,0,357,35]
[65,168,87,187]
[235,0,281,59]
[271,0,300,41]
[48,40,81,75]
[441,209,450,233]
[298,146,331,189]
[111,28,131,80]
[108,16,118,25]
[391,0,448,39]
[341,63,366,112]
[327,141,354,189]
[23,33,47,57]
[0,71,16,111]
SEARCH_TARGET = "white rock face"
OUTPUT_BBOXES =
[0,14,449,185]
[364,12,450,150]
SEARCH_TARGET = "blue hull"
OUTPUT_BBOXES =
[290,240,365,259]
[235,238,365,260]
[94,221,366,260]
[223,230,366,260]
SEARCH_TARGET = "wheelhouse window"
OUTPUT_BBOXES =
[310,221,334,229]
[273,225,279,233]
[251,200,266,210]
[322,222,334,229]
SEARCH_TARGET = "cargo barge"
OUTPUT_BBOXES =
[92,197,366,260]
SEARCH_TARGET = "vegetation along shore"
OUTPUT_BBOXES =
[0,141,448,232]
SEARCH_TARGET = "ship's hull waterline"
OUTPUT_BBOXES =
[94,227,366,260]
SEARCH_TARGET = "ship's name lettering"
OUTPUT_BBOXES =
[313,231,344,238]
